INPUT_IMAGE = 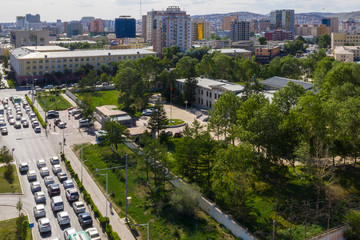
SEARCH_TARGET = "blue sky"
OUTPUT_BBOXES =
[1,0,359,22]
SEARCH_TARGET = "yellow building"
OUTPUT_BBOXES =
[10,46,157,84]
[317,24,331,36]
[333,46,360,62]
[331,33,360,49]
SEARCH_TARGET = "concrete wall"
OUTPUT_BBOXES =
[170,178,258,240]
[311,226,346,240]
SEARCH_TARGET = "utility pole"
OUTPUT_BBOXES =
[125,154,128,222]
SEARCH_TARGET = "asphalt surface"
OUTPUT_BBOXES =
[0,88,104,240]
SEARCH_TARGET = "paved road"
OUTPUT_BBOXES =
[0,89,104,240]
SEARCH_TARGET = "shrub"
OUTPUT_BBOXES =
[170,183,201,216]
[99,216,109,228]
[4,164,14,184]
[25,95,45,128]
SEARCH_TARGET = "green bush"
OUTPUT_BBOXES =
[99,216,109,228]
[26,95,45,128]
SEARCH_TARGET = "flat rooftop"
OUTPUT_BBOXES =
[96,105,128,117]
[177,77,244,92]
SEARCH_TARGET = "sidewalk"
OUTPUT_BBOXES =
[61,93,77,107]
[64,147,135,240]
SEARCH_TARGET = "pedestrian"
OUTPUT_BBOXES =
[54,125,55,131]
[68,114,70,120]
[109,202,113,213]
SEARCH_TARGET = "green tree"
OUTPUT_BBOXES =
[170,183,201,216]
[344,210,360,239]
[259,36,267,45]
[195,54,214,77]
[103,120,130,151]
[272,81,306,114]
[0,146,13,164]
[319,34,331,49]
[211,52,234,80]
[183,77,198,107]
[209,91,241,142]
[175,56,198,79]
[80,94,95,120]
[147,99,168,136]
[280,55,302,79]
[313,57,335,90]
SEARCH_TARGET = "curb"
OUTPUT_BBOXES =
[166,122,186,128]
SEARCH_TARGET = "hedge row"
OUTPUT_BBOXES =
[61,153,121,240]
[25,95,46,128]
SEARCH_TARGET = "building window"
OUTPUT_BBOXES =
[209,92,212,98]
[201,90,203,95]
[206,91,208,97]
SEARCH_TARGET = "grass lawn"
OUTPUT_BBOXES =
[37,93,72,111]
[166,119,185,126]
[0,165,22,193]
[0,217,31,240]
[74,143,236,240]
[76,90,121,107]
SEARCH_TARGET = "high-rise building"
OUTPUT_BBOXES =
[142,10,163,43]
[230,19,250,42]
[115,16,136,38]
[81,17,95,32]
[66,21,83,37]
[10,30,50,48]
[23,14,42,31]
[89,19,103,33]
[270,9,295,33]
[16,16,25,30]
[152,6,191,54]
[321,17,339,33]
[25,14,40,23]
[191,19,211,42]
[221,16,237,31]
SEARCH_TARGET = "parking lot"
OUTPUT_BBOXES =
[0,90,105,239]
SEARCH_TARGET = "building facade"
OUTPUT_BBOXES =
[115,16,136,39]
[191,19,211,42]
[152,6,191,54]
[333,46,360,62]
[10,30,50,48]
[142,10,163,43]
[230,20,250,42]
[255,46,281,64]
[265,30,293,41]
[221,16,237,31]
[10,46,157,83]
[66,21,83,38]
[270,9,295,33]
[331,32,360,49]
[89,19,104,33]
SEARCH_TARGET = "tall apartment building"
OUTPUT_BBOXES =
[10,30,50,48]
[142,10,163,43]
[89,19,103,33]
[80,17,95,32]
[221,16,237,31]
[23,14,42,31]
[191,19,211,42]
[230,20,250,42]
[152,6,191,54]
[66,21,83,38]
[115,16,136,39]
[321,17,339,33]
[16,16,25,30]
[252,19,271,33]
[331,32,360,49]
[270,9,295,33]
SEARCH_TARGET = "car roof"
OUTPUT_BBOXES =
[58,211,69,217]
[36,191,45,196]
[39,218,50,224]
[36,204,45,210]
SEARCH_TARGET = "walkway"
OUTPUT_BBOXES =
[64,146,135,240]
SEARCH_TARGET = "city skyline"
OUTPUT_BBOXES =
[1,0,360,22]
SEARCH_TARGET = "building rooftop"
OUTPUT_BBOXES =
[21,46,70,52]
[177,77,244,92]
[209,48,251,54]
[95,105,128,117]
[11,47,157,59]
[261,76,313,90]
[334,46,359,55]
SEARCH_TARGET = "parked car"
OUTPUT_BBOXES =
[14,121,21,129]
[85,228,101,240]
[57,172,68,182]
[1,127,8,135]
[142,109,153,116]
[52,164,62,174]
[63,179,75,189]
[50,156,60,165]
[19,162,29,172]
[72,201,86,214]
[66,188,79,201]
[51,196,64,212]
[32,120,39,128]
[44,176,55,186]
[15,115,21,121]
[78,212,93,227]
[33,204,46,218]
[174,131,183,138]
[8,118,15,125]
[57,211,70,225]
[34,191,46,203]
[37,159,46,169]
[34,126,41,133]
[40,167,50,177]
[27,170,37,181]
[31,181,41,192]
[38,218,51,233]
[79,118,93,128]
[74,113,82,120]
[69,109,80,116]
[48,184,61,196]
[22,120,29,128]
[47,110,59,119]
[64,227,76,240]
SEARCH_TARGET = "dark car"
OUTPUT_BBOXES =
[47,111,59,119]
[48,184,61,197]
[78,212,93,227]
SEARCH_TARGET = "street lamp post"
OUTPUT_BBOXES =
[96,154,129,223]
[62,126,65,153]
[135,222,149,240]
[184,100,188,111]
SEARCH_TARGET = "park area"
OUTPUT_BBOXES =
[0,165,21,193]
[75,90,120,107]
[37,92,72,111]
[74,143,235,240]
[0,217,31,240]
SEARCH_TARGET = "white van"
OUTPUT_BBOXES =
[51,196,64,212]
[79,119,93,128]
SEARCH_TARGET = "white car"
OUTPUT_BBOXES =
[85,228,101,240]
[33,204,46,218]
[37,159,46,169]
[27,170,37,181]
[63,179,75,189]
[44,176,55,186]
[19,162,29,172]
[72,201,86,214]
[52,164,62,174]
[64,227,77,240]
[50,156,60,165]
[40,167,50,177]
[34,191,46,203]
[30,181,41,192]
[57,211,70,225]
[38,218,51,233]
